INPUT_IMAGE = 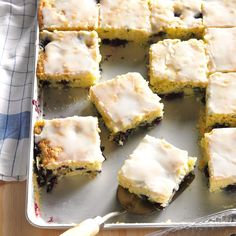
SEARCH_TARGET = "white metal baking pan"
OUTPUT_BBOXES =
[26,26,236,230]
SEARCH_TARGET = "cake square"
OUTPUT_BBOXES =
[150,0,204,39]
[89,73,164,145]
[34,116,105,192]
[203,0,236,28]
[37,30,101,88]
[98,0,151,42]
[206,72,236,129]
[202,128,236,192]
[38,0,99,31]
[205,28,236,73]
[118,135,197,207]
[149,39,208,95]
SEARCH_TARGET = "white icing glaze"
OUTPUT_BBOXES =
[43,31,100,75]
[120,135,193,200]
[207,72,236,114]
[203,0,236,27]
[151,39,208,83]
[90,73,164,132]
[100,0,151,30]
[42,0,98,29]
[205,28,236,73]
[35,116,105,164]
[150,0,203,33]
[206,128,236,178]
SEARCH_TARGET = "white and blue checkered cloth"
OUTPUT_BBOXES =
[0,0,37,181]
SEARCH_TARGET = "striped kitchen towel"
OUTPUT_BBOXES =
[0,0,37,181]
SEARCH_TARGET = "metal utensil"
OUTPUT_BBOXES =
[146,208,236,236]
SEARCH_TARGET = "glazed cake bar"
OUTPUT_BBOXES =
[34,116,105,192]
[205,28,236,73]
[206,73,236,130]
[202,128,236,192]
[118,135,197,207]
[37,30,101,88]
[149,39,208,96]
[38,0,99,31]
[150,0,204,40]
[203,0,236,28]
[89,73,164,145]
[98,0,151,43]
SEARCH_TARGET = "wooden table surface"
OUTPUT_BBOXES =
[0,181,235,236]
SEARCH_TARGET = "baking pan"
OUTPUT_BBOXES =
[26,28,236,230]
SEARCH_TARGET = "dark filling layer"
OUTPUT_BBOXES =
[194,12,203,19]
[203,165,209,178]
[58,80,70,87]
[34,143,58,193]
[174,10,182,18]
[160,87,205,100]
[39,37,51,52]
[193,87,205,94]
[102,39,128,47]
[39,80,51,87]
[34,143,101,193]
[160,92,184,100]
[112,117,162,145]
[224,185,236,192]
[148,32,167,44]
[212,123,231,129]
[39,80,72,88]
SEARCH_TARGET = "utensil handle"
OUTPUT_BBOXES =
[60,218,101,236]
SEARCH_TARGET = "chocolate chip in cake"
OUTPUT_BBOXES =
[34,143,41,158]
[142,117,162,129]
[113,129,133,145]
[153,31,167,37]
[161,92,184,100]
[224,184,236,193]
[39,80,51,87]
[39,37,51,51]
[203,165,209,178]
[194,12,203,19]
[212,123,231,129]
[174,10,182,18]
[46,176,57,193]
[102,39,128,47]
[76,167,85,171]
[59,80,70,88]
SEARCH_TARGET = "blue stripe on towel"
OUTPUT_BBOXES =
[0,111,30,140]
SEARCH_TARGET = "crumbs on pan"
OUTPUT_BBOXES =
[47,216,54,223]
